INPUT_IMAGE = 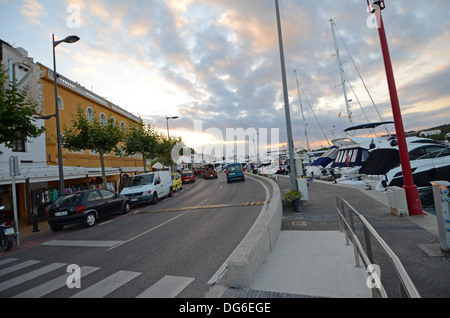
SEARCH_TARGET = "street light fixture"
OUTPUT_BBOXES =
[166,115,179,172]
[166,115,179,139]
[52,34,79,194]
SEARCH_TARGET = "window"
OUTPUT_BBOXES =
[12,139,26,152]
[100,189,115,200]
[120,122,126,133]
[87,191,102,202]
[57,96,64,110]
[87,107,95,122]
[100,113,107,125]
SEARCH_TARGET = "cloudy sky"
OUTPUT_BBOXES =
[1,0,449,155]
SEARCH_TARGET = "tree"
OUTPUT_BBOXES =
[156,133,182,170]
[121,122,159,172]
[62,106,123,189]
[0,66,45,155]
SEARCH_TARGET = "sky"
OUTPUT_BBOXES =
[1,0,449,157]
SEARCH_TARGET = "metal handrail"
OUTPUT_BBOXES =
[335,194,421,298]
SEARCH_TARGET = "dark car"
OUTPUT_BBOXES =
[47,189,130,232]
[204,164,217,179]
[181,171,195,183]
[226,163,245,183]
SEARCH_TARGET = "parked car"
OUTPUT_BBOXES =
[181,171,195,183]
[120,171,173,205]
[204,164,217,179]
[226,163,245,183]
[47,189,130,232]
[171,172,182,192]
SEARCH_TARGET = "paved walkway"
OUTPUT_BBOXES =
[222,176,450,298]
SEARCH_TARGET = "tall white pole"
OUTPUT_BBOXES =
[329,18,352,126]
[275,0,298,192]
[294,70,311,152]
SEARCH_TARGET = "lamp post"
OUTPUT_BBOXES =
[166,115,179,172]
[367,1,423,215]
[275,0,299,195]
[166,115,179,139]
[52,34,79,195]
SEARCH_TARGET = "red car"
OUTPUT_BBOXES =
[181,171,195,183]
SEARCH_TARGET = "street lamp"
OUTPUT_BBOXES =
[366,1,423,215]
[52,34,79,194]
[166,115,179,172]
[166,115,179,139]
[275,0,299,198]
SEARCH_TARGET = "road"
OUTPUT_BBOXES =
[0,172,269,298]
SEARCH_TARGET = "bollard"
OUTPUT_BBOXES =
[32,213,40,232]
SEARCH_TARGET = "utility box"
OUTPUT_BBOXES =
[431,181,450,252]
[387,186,409,217]
[297,178,308,201]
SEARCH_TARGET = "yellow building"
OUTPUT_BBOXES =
[1,40,149,223]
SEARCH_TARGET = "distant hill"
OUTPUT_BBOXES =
[419,124,450,140]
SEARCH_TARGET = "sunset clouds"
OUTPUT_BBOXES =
[1,0,449,150]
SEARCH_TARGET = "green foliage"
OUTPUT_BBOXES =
[62,106,123,188]
[120,122,159,172]
[284,189,302,202]
[0,65,45,154]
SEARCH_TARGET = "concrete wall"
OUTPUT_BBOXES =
[226,173,283,288]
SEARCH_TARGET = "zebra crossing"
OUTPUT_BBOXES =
[0,257,195,298]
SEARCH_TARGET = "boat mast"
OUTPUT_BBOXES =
[294,69,311,152]
[329,18,352,126]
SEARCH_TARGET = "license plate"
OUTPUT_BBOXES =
[4,228,14,236]
[55,211,68,217]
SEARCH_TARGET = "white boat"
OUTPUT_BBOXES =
[359,138,450,190]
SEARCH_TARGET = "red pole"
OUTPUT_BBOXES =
[375,8,423,215]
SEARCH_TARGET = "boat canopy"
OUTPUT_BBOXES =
[310,146,338,167]
[331,147,370,168]
[343,121,394,132]
[359,148,400,175]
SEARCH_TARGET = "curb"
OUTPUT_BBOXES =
[226,173,282,288]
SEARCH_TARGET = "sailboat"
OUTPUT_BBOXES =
[305,19,393,181]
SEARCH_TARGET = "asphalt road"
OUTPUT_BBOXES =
[0,172,269,298]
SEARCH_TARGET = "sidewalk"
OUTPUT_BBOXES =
[222,176,450,298]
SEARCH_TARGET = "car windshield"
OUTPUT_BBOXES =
[52,193,81,207]
[227,165,241,172]
[127,174,154,187]
[182,172,192,176]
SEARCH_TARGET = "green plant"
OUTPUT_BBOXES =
[284,189,302,202]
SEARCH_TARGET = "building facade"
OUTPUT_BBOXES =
[1,39,149,224]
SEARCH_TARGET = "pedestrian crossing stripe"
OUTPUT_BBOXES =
[0,258,194,298]
[129,200,270,215]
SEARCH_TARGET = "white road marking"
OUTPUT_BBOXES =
[13,266,100,298]
[0,260,41,277]
[108,198,210,251]
[0,262,66,292]
[42,240,123,248]
[70,270,141,298]
[137,275,194,298]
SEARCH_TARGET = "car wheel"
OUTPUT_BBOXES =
[50,225,64,232]
[84,212,96,228]
[168,187,173,197]
[152,193,158,205]
[122,201,131,214]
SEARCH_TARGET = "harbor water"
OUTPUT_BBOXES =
[419,187,436,215]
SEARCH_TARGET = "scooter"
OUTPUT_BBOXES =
[0,207,15,251]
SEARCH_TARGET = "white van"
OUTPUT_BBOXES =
[120,171,173,205]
